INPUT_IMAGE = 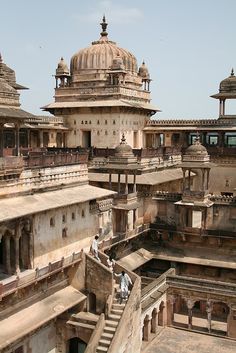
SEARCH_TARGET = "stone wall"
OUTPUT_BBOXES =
[85,254,113,314]
[33,201,98,267]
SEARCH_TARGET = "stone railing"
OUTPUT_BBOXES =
[0,156,24,174]
[210,194,236,204]
[101,224,150,250]
[0,250,83,299]
[154,191,182,201]
[141,268,175,303]
[26,116,64,123]
[167,274,236,297]
[24,151,88,169]
[146,118,235,126]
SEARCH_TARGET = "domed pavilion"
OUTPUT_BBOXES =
[43,16,160,149]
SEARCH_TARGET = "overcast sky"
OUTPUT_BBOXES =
[1,0,236,118]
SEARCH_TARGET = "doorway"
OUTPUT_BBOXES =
[67,337,87,353]
[82,131,91,148]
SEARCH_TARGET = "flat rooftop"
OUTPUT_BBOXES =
[142,327,236,353]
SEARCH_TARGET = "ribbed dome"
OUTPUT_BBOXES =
[220,69,236,93]
[70,17,138,74]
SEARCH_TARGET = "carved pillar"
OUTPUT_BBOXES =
[133,172,136,193]
[143,315,151,341]
[167,295,176,326]
[5,236,11,274]
[15,222,21,275]
[185,298,195,329]
[39,130,44,148]
[15,123,20,156]
[118,173,121,194]
[151,308,158,333]
[27,129,30,148]
[0,123,4,157]
[206,300,213,333]
[125,172,128,195]
[109,173,112,190]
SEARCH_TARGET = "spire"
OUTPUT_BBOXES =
[231,68,234,76]
[100,15,108,37]
[0,53,2,63]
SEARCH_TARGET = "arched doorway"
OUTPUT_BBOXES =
[88,292,96,314]
[67,337,87,353]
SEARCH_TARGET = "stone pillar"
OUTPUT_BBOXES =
[5,236,11,274]
[182,169,186,192]
[206,300,213,333]
[39,130,44,148]
[15,123,20,156]
[15,222,21,275]
[185,299,195,329]
[29,231,34,269]
[143,315,151,341]
[167,295,176,326]
[133,172,136,193]
[151,308,158,333]
[109,173,112,190]
[27,129,30,148]
[118,174,121,194]
[0,123,4,157]
[125,172,128,195]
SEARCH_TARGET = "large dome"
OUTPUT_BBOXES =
[70,17,138,74]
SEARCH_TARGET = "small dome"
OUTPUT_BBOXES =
[115,134,133,156]
[56,57,69,76]
[185,136,208,156]
[138,61,150,79]
[219,68,236,93]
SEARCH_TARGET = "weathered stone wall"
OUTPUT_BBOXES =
[33,201,98,267]
[85,254,113,314]
[64,108,147,148]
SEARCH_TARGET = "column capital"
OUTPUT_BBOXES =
[184,297,195,310]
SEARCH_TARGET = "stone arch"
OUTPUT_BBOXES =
[158,301,165,326]
[212,301,230,322]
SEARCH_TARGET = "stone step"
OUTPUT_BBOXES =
[96,346,108,353]
[104,326,116,334]
[108,313,121,321]
[101,332,114,340]
[99,338,111,347]
[111,308,123,315]
[105,319,119,328]
[67,321,95,330]
[112,303,125,310]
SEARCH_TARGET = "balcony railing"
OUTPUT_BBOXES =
[0,250,83,299]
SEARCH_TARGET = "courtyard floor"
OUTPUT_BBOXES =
[142,327,236,353]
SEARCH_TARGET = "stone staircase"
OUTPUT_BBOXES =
[96,283,126,353]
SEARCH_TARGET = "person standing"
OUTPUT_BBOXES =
[107,255,115,272]
[91,235,101,262]
[115,271,132,303]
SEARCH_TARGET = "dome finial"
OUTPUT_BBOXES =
[194,132,200,145]
[100,15,108,37]
[121,133,126,144]
[231,68,234,76]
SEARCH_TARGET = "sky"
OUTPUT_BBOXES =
[1,0,236,119]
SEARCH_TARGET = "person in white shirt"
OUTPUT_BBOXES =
[107,255,115,272]
[91,235,101,262]
[114,271,132,303]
